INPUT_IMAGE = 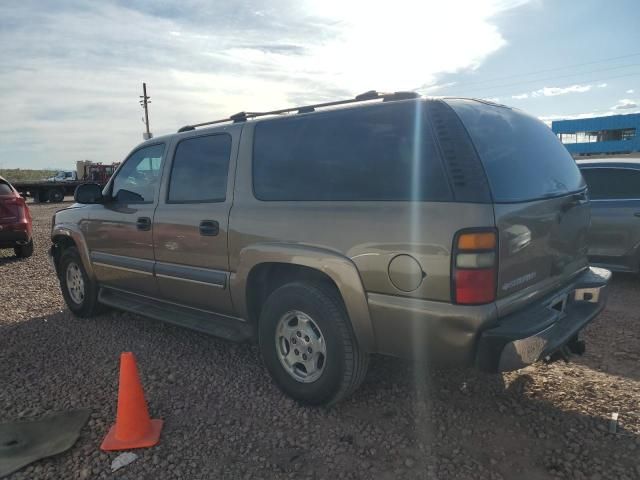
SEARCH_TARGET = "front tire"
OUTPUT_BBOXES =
[259,282,369,406]
[58,246,103,317]
[14,240,34,258]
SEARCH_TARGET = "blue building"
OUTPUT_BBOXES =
[551,112,640,157]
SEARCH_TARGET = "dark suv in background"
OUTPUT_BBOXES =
[51,92,610,405]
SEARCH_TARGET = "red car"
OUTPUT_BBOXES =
[0,176,33,258]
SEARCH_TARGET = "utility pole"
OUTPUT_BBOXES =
[139,83,152,140]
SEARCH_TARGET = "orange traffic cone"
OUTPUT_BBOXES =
[100,352,163,451]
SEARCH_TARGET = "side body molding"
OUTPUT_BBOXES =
[231,243,376,353]
[51,223,95,278]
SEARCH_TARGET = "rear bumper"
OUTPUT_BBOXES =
[367,266,610,370]
[0,228,30,248]
[588,254,639,274]
[368,293,497,365]
[476,266,611,372]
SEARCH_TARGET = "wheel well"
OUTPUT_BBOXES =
[245,263,342,324]
[51,235,76,271]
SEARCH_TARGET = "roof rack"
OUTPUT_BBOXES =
[177,90,420,132]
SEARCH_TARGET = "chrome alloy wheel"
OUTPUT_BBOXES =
[66,262,85,305]
[275,310,327,383]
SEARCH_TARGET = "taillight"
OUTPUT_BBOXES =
[452,229,497,305]
[3,196,27,223]
[14,197,27,221]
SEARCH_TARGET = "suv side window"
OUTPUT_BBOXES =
[252,102,452,202]
[112,144,165,203]
[167,134,232,203]
[581,167,640,200]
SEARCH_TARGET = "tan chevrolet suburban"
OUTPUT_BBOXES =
[51,91,610,405]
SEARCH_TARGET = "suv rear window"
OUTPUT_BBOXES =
[446,99,585,203]
[252,101,452,202]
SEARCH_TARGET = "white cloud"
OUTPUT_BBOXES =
[627,89,635,94]
[532,84,593,97]
[420,82,457,94]
[514,83,605,101]
[1,0,531,168]
[613,99,638,110]
[539,112,604,124]
[301,0,527,91]
[540,104,640,125]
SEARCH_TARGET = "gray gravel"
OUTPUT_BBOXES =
[1,201,639,479]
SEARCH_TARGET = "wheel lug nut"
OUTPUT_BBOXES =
[304,336,310,342]
[291,338,296,344]
[296,331,302,337]
[302,354,307,360]
[294,349,299,355]
[308,347,312,353]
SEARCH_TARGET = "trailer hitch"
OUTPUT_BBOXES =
[567,337,586,355]
[544,336,586,364]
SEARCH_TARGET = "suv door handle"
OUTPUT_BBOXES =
[136,217,151,231]
[199,220,219,236]
[634,212,640,218]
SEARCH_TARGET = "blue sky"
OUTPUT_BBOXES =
[1,0,639,169]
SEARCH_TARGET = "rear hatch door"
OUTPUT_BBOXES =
[446,99,589,313]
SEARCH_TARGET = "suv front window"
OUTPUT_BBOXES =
[111,144,165,203]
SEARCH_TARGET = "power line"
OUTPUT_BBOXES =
[459,64,640,96]
[421,51,640,91]
[466,70,640,99]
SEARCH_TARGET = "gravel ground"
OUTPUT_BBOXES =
[1,201,639,480]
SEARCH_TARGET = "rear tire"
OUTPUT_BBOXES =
[14,240,34,258]
[258,282,369,406]
[34,190,47,203]
[48,188,64,203]
[58,246,103,317]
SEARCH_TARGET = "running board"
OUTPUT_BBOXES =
[98,287,253,342]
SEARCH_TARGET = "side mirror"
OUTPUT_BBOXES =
[74,183,104,204]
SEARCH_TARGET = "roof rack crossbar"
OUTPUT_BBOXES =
[177,90,419,132]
